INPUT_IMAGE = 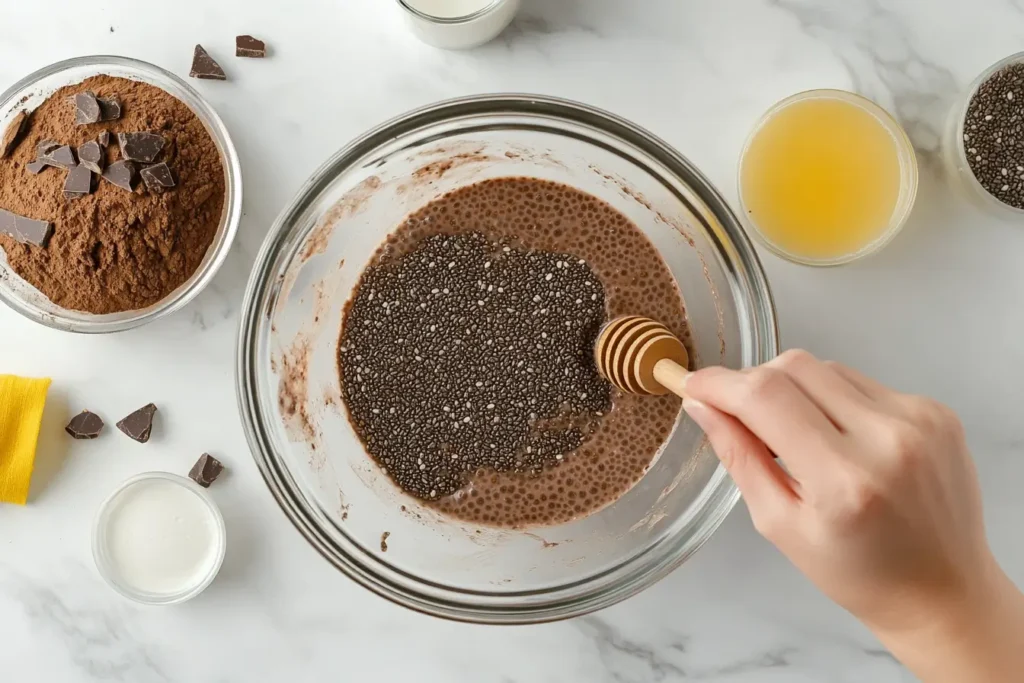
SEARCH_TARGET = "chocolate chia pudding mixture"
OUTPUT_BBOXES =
[338,177,687,528]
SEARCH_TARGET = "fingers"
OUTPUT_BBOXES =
[767,351,876,431]
[824,361,890,402]
[683,398,799,525]
[683,363,844,482]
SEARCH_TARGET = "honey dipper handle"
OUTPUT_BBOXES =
[652,358,689,398]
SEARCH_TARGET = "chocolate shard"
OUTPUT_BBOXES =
[188,453,224,487]
[97,97,121,121]
[97,130,110,147]
[64,165,94,199]
[29,144,58,173]
[116,403,157,443]
[101,159,137,192]
[65,410,104,439]
[41,144,76,169]
[74,91,102,125]
[0,209,52,247]
[36,139,60,158]
[77,140,105,174]
[140,162,175,191]
[117,132,165,163]
[189,44,226,80]
[1,110,29,158]
[235,35,266,58]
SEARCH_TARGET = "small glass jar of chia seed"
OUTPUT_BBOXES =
[944,51,1024,219]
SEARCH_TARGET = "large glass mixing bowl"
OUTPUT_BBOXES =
[237,95,778,623]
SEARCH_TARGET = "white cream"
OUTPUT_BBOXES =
[102,478,220,596]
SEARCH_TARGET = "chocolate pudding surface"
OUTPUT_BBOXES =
[338,177,688,528]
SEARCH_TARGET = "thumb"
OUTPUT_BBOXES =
[683,397,798,528]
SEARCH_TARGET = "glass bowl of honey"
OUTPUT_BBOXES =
[738,89,919,266]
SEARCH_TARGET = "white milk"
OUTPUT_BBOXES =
[404,0,495,19]
[399,0,520,50]
[104,478,219,595]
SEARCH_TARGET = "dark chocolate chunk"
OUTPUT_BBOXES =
[188,453,224,487]
[77,140,105,174]
[1,110,28,158]
[116,403,157,443]
[41,144,76,169]
[140,162,175,191]
[235,35,266,58]
[101,160,137,192]
[0,209,52,247]
[28,145,58,173]
[64,165,93,199]
[75,93,121,120]
[97,130,110,147]
[189,44,226,80]
[98,97,121,121]
[117,132,165,163]
[74,91,102,125]
[36,139,60,158]
[65,410,104,439]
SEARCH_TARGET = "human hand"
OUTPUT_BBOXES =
[681,351,1024,681]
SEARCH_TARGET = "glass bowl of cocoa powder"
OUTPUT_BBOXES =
[0,56,241,333]
[238,95,778,623]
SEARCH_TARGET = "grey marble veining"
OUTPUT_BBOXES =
[766,0,962,156]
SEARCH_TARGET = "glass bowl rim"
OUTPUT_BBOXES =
[236,92,779,623]
[0,55,243,334]
[92,471,227,605]
[736,88,920,267]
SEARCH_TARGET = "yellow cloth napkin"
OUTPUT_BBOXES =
[0,375,51,505]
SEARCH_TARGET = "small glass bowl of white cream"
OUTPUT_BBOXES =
[93,472,226,605]
[396,0,520,50]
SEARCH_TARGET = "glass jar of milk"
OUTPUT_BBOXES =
[396,0,521,49]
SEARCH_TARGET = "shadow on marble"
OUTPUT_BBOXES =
[212,492,259,590]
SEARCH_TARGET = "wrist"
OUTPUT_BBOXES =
[871,559,1024,682]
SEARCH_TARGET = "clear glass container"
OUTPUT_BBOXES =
[236,94,779,623]
[0,56,243,333]
[943,52,1024,219]
[396,0,520,50]
[93,472,227,605]
[737,89,919,267]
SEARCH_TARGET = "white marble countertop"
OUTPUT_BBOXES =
[1,0,1022,680]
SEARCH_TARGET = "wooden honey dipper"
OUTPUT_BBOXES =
[594,315,690,396]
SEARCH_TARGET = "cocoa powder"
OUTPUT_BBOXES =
[0,75,225,314]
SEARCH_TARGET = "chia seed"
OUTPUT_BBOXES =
[964,62,1024,208]
[338,232,611,501]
